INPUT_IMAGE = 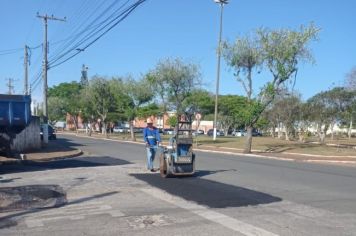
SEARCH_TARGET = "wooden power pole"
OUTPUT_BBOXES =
[37,13,66,120]
[37,13,66,144]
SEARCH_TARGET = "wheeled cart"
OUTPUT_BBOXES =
[160,113,196,178]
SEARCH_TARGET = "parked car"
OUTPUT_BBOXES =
[133,127,143,133]
[113,126,129,133]
[232,129,246,137]
[54,121,66,130]
[163,128,174,135]
[207,129,224,136]
[192,130,204,136]
[252,129,262,136]
[40,124,56,140]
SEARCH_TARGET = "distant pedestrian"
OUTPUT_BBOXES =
[143,118,161,172]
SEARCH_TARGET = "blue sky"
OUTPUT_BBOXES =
[1,0,355,104]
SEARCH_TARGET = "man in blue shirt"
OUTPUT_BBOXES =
[143,118,161,172]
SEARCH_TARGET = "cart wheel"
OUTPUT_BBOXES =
[160,153,168,178]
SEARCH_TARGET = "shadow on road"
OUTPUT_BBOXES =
[194,169,238,177]
[0,177,22,183]
[0,156,132,175]
[131,173,282,208]
[66,191,119,206]
[54,137,86,149]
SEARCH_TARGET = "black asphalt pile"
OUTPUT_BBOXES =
[0,185,67,213]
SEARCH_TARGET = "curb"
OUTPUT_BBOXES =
[26,149,84,162]
[0,149,83,166]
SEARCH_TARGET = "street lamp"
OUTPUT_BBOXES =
[213,0,228,140]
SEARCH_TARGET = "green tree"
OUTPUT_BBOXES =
[145,72,169,114]
[223,24,319,153]
[305,88,341,143]
[47,96,66,123]
[109,77,133,124]
[79,86,98,136]
[223,33,264,152]
[344,67,356,138]
[330,87,356,139]
[137,103,160,120]
[48,81,83,131]
[148,58,201,115]
[219,95,249,129]
[264,90,304,140]
[306,87,356,141]
[89,76,116,137]
[48,81,82,98]
[166,115,178,128]
[123,76,154,141]
[267,91,302,141]
[182,89,214,117]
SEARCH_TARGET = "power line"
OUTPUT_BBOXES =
[49,0,146,69]
[0,47,23,53]
[0,48,23,56]
[0,44,42,57]
[30,69,42,90]
[47,0,116,62]
[48,0,128,65]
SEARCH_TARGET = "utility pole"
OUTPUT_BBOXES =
[24,45,29,95]
[37,13,66,144]
[6,78,16,95]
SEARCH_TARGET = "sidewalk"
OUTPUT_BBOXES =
[0,140,83,165]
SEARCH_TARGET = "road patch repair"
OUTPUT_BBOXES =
[0,185,67,228]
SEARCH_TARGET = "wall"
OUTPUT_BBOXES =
[11,116,41,152]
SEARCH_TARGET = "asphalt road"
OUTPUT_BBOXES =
[1,134,356,235]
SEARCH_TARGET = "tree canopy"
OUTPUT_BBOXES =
[223,23,319,153]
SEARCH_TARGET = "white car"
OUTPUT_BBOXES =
[233,130,246,137]
[113,127,127,133]
[192,130,204,136]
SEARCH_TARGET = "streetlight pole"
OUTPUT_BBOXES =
[213,0,228,141]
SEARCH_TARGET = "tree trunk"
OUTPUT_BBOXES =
[317,124,322,143]
[285,125,290,141]
[72,116,78,133]
[88,121,94,136]
[271,124,276,138]
[102,121,108,138]
[348,118,353,140]
[330,122,334,140]
[320,133,325,143]
[319,124,328,144]
[243,126,253,154]
[298,129,305,143]
[130,120,136,141]
[277,122,283,139]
